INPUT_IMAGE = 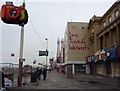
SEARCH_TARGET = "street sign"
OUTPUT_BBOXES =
[39,50,49,56]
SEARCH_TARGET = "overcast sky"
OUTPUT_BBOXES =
[0,0,117,65]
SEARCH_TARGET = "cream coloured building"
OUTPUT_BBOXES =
[63,22,89,78]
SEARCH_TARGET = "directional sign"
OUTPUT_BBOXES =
[39,50,49,56]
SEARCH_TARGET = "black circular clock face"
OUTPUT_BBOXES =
[10,10,17,16]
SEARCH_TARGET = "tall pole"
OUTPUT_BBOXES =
[18,0,26,87]
[18,26,24,87]
[50,52,53,68]
[45,38,48,68]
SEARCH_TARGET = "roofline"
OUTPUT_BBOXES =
[67,22,88,24]
[102,1,120,20]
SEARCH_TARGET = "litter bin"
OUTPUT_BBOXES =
[31,72,37,83]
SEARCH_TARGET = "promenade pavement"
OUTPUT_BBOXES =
[7,70,120,91]
[73,73,120,89]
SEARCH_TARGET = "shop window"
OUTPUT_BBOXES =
[75,64,86,73]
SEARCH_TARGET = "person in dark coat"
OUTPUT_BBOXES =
[0,71,5,88]
[42,68,47,80]
[33,69,39,86]
[38,68,42,80]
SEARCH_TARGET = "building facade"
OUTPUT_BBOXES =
[63,22,89,78]
[97,1,120,77]
[87,1,120,77]
[87,15,101,74]
[60,1,120,78]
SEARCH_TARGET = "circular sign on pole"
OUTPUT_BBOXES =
[7,8,20,19]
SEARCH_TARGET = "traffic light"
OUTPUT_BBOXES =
[1,2,28,25]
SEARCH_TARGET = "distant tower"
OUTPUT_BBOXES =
[56,38,61,63]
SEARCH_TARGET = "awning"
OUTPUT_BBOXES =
[95,49,108,62]
[87,55,95,64]
[107,47,117,61]
[61,61,86,66]
[95,59,105,63]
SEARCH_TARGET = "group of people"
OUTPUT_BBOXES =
[0,67,48,87]
[31,67,47,86]
[33,67,47,82]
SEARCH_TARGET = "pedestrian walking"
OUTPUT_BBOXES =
[0,71,5,88]
[37,68,42,80]
[0,70,6,91]
[35,68,41,85]
[31,69,39,86]
[42,68,47,80]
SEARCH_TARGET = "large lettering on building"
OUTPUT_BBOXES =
[68,32,89,51]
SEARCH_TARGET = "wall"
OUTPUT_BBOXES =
[65,22,89,62]
[66,64,73,78]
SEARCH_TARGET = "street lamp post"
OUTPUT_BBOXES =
[50,52,54,69]
[18,0,27,87]
[45,38,48,68]
[18,26,24,87]
[51,52,53,57]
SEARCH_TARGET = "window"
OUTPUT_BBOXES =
[75,64,86,73]
[111,27,117,47]
[106,19,108,26]
[115,10,119,17]
[103,21,106,27]
[112,13,114,21]
[108,16,112,23]
[92,29,94,33]
[100,36,103,50]
[82,27,84,29]
[105,32,109,49]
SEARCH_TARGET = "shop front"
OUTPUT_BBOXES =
[61,62,73,78]
[107,46,120,77]
[95,59,106,76]
[95,50,108,76]
[86,55,96,74]
[62,61,86,78]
